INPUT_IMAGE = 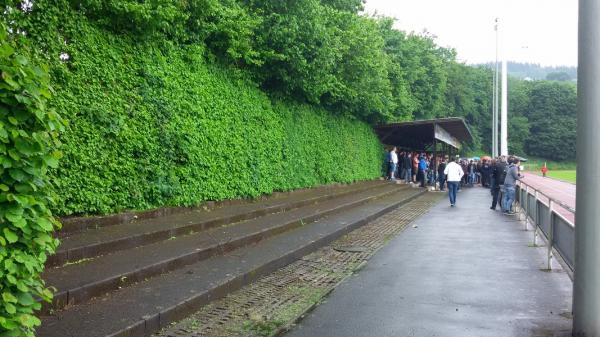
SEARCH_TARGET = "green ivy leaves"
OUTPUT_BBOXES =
[26,21,382,216]
[0,22,65,336]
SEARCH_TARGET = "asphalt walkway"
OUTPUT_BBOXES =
[285,187,573,337]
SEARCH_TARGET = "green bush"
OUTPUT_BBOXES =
[0,5,383,333]
[275,100,383,189]
[0,24,65,336]
[39,17,382,215]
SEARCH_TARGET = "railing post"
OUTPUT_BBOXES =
[523,185,529,229]
[547,199,553,270]
[516,184,522,216]
[533,190,539,247]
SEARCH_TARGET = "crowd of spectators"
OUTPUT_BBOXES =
[384,147,442,188]
[384,148,524,214]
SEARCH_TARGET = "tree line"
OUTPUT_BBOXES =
[4,0,576,158]
[6,0,577,161]
[481,62,577,81]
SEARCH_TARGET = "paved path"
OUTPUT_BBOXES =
[521,174,575,223]
[285,188,573,337]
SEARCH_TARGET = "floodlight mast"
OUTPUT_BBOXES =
[492,18,499,158]
[573,0,600,335]
[500,20,508,156]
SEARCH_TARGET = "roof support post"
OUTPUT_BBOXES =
[433,138,437,190]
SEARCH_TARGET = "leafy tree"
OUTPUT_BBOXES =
[508,116,529,155]
[246,0,393,121]
[66,0,187,37]
[398,33,450,120]
[524,81,577,160]
[442,63,492,152]
[377,18,418,121]
[545,71,572,82]
[506,78,531,156]
[322,12,393,122]
[320,0,364,12]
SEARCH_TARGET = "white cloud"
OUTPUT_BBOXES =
[364,0,578,66]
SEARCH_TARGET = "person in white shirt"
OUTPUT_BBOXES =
[389,147,398,180]
[443,157,464,207]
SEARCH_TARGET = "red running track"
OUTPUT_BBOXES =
[520,173,575,224]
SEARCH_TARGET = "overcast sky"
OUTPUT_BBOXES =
[363,0,578,67]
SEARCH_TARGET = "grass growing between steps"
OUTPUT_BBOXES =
[154,193,443,337]
[241,286,328,337]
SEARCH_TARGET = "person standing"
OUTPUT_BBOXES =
[398,151,406,181]
[383,149,391,179]
[491,156,508,210]
[403,152,412,184]
[467,160,476,186]
[444,157,464,207]
[389,147,398,181]
[428,154,436,185]
[502,157,523,214]
[418,154,428,187]
[481,160,491,187]
[460,159,468,187]
[541,162,548,177]
[412,153,419,183]
[438,158,447,191]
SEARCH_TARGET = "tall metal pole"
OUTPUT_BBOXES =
[574,0,600,335]
[500,34,508,156]
[492,70,496,157]
[493,18,500,158]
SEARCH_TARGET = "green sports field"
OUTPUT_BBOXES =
[521,158,576,183]
[545,170,577,183]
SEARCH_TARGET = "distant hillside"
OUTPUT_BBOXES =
[478,62,577,81]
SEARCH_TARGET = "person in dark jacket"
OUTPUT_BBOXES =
[398,151,406,181]
[403,153,412,183]
[437,158,447,191]
[480,160,491,187]
[490,156,508,210]
[460,160,469,187]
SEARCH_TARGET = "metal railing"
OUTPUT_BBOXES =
[515,180,575,273]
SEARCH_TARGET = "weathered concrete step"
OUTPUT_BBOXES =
[44,184,409,311]
[58,181,388,236]
[39,188,426,337]
[49,180,389,267]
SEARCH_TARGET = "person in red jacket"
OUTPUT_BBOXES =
[541,163,548,177]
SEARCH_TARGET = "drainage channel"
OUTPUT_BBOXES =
[155,192,443,337]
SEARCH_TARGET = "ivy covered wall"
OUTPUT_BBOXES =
[7,2,383,216]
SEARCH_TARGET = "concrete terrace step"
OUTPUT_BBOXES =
[58,181,389,235]
[49,180,389,267]
[44,183,408,311]
[39,187,426,337]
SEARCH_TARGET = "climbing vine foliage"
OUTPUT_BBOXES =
[0,24,65,336]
